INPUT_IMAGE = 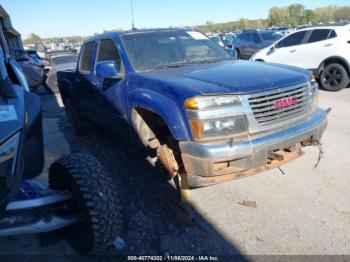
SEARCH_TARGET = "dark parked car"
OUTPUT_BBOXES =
[9,48,47,91]
[46,54,78,93]
[232,30,283,59]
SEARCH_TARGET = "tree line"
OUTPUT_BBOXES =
[195,4,350,32]
[23,4,350,44]
[23,34,84,45]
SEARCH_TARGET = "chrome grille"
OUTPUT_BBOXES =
[249,84,309,125]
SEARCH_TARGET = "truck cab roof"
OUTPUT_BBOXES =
[84,28,194,43]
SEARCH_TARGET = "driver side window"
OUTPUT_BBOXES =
[96,39,124,75]
[79,41,95,74]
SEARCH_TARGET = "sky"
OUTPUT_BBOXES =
[1,0,349,39]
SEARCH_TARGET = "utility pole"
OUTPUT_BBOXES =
[130,0,135,30]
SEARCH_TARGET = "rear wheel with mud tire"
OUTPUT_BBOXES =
[49,153,123,255]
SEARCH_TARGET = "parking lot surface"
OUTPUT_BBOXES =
[0,87,349,259]
[189,89,350,255]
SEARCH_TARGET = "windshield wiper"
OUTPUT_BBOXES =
[152,62,192,70]
[194,58,231,64]
[151,59,231,70]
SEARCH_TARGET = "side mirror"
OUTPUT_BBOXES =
[96,61,122,79]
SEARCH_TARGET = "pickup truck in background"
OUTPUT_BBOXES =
[57,29,328,188]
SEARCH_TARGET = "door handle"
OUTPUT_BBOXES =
[91,80,100,90]
[290,49,297,53]
[75,78,81,83]
[324,43,333,47]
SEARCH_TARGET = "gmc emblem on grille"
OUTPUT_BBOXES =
[274,97,297,109]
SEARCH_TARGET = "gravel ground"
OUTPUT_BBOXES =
[0,88,242,261]
[188,89,350,257]
[1,86,349,261]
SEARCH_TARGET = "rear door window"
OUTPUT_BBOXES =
[79,42,95,74]
[307,29,335,43]
[277,31,308,48]
[241,33,251,42]
[251,33,260,43]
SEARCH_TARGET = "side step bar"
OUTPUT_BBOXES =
[0,216,78,236]
[0,192,76,237]
[6,193,72,211]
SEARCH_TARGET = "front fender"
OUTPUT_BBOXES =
[128,88,192,141]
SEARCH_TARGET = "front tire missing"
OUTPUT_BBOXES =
[156,144,179,178]
[49,154,123,255]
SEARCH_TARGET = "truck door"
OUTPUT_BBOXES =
[91,39,129,134]
[74,41,99,120]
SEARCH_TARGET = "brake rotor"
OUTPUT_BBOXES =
[157,144,179,177]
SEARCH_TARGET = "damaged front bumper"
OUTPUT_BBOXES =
[180,108,328,188]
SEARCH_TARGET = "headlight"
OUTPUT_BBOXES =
[185,96,247,141]
[189,116,247,140]
[185,96,242,110]
[0,133,20,177]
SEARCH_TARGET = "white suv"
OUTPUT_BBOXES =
[251,23,350,91]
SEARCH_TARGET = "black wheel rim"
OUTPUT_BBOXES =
[323,66,344,89]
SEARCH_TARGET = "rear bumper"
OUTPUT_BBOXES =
[180,108,328,187]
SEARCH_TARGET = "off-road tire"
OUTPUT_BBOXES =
[64,99,89,136]
[44,72,59,94]
[49,154,123,255]
[320,63,350,92]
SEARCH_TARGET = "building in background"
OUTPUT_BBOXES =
[0,5,23,50]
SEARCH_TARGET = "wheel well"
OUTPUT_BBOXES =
[319,57,350,77]
[132,107,183,176]
[132,107,173,148]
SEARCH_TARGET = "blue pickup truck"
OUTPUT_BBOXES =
[57,29,328,188]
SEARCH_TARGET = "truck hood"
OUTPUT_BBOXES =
[141,60,311,95]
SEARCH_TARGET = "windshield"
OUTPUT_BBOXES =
[222,35,233,45]
[51,55,78,66]
[260,31,283,41]
[121,30,231,71]
[210,36,222,44]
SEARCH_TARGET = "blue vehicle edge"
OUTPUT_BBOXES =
[57,28,329,188]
